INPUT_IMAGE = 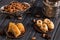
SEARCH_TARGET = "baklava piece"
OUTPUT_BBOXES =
[7,22,25,38]
[40,23,48,33]
[36,20,43,27]
[44,19,54,30]
[47,21,54,30]
[17,23,25,33]
[44,18,51,24]
[8,22,21,38]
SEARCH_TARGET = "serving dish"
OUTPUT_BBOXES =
[0,1,31,17]
[5,22,26,39]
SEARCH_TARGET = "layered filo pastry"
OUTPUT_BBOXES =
[17,23,25,33]
[7,22,25,38]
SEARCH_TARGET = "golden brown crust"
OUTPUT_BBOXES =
[17,23,25,33]
[36,20,43,27]
[44,18,54,30]
[44,18,51,24]
[47,21,54,30]
[7,22,25,38]
[7,22,21,38]
[35,18,54,33]
[40,23,48,33]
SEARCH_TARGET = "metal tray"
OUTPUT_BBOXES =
[51,19,60,40]
[0,7,59,40]
[0,0,60,40]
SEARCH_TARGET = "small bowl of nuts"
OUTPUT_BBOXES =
[0,1,31,16]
